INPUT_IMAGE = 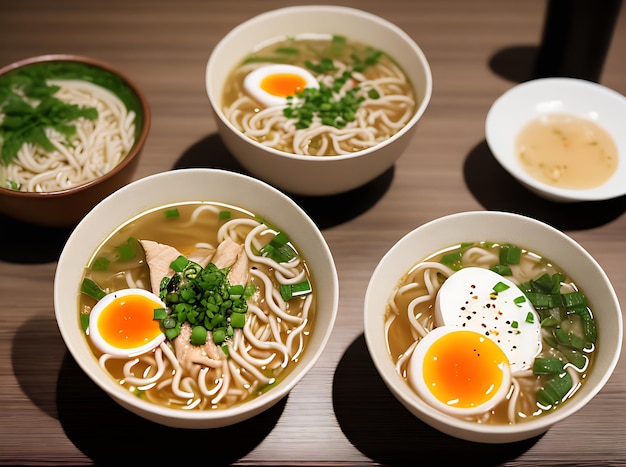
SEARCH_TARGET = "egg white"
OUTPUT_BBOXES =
[435,266,542,372]
[88,288,166,358]
[408,325,512,416]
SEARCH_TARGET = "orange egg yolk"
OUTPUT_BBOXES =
[97,294,163,349]
[260,73,308,97]
[422,330,509,409]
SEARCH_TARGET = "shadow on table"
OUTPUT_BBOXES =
[463,140,626,230]
[0,213,72,263]
[488,44,538,83]
[174,133,394,229]
[56,354,285,465]
[332,334,541,466]
[11,313,283,466]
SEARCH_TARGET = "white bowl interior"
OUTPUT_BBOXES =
[485,78,626,202]
[54,168,339,428]
[364,211,622,443]
[205,5,432,195]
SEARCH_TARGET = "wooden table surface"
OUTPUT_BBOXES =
[1,1,625,465]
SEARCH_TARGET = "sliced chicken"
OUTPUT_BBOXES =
[212,237,249,286]
[227,248,249,286]
[141,240,217,294]
[187,247,214,268]
[173,322,223,375]
[139,239,183,294]
[211,237,242,269]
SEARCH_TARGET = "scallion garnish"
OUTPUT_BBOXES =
[156,261,249,344]
[116,237,142,262]
[91,257,110,271]
[493,281,510,293]
[164,208,180,218]
[514,295,527,307]
[280,279,312,301]
[499,244,521,265]
[80,278,107,300]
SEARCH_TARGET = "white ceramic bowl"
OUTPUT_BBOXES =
[485,78,626,202]
[205,5,432,196]
[54,168,339,428]
[364,210,622,443]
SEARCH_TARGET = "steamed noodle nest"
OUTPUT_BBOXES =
[223,58,416,156]
[3,79,135,193]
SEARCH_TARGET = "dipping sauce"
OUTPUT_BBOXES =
[516,113,618,189]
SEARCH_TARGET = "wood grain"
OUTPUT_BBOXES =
[1,0,625,465]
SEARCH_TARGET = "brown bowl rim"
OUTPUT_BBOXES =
[0,53,151,199]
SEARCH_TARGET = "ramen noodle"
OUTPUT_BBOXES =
[0,62,137,192]
[79,201,315,411]
[386,241,597,424]
[221,34,416,156]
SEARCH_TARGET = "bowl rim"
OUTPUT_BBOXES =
[363,210,623,441]
[485,77,626,202]
[54,167,340,426]
[205,4,433,163]
[0,53,151,198]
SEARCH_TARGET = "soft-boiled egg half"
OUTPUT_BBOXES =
[435,267,542,372]
[243,64,319,108]
[88,288,166,358]
[409,326,512,416]
[408,267,542,416]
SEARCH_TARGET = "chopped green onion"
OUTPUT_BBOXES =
[80,313,90,332]
[525,292,563,309]
[537,371,573,407]
[116,237,141,262]
[525,311,534,323]
[490,264,512,276]
[228,284,245,297]
[91,257,110,271]
[213,327,226,344]
[514,295,527,307]
[190,325,208,345]
[511,321,519,329]
[533,357,564,375]
[230,312,246,328]
[499,244,521,265]
[559,347,587,369]
[563,291,586,309]
[493,281,510,293]
[440,251,464,271]
[162,316,177,329]
[219,210,231,220]
[280,279,312,301]
[153,308,167,320]
[164,208,180,218]
[555,328,570,345]
[165,326,180,340]
[169,255,189,272]
[80,278,107,300]
[540,316,559,327]
[261,232,297,263]
[4,180,20,190]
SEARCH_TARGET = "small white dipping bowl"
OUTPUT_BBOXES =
[485,78,626,202]
[206,5,432,196]
[54,168,339,428]
[363,210,622,443]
